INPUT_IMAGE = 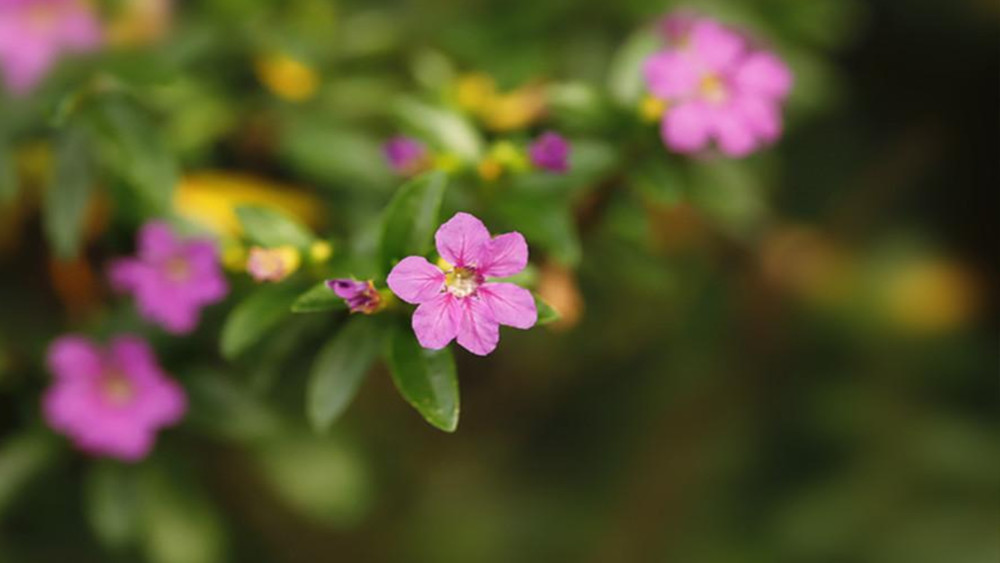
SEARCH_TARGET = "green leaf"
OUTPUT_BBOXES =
[0,431,58,517]
[89,95,178,214]
[291,281,346,313]
[220,284,300,360]
[138,463,226,563]
[534,294,561,325]
[85,461,139,550]
[385,326,459,432]
[607,28,661,106]
[235,204,315,249]
[0,136,17,204]
[307,316,385,432]
[392,96,483,161]
[378,171,447,274]
[495,194,581,267]
[43,126,94,259]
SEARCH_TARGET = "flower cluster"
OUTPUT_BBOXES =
[383,131,570,179]
[643,13,793,157]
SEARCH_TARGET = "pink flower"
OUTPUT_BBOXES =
[109,221,228,334]
[643,16,793,157]
[43,335,186,462]
[383,136,430,176]
[386,212,537,356]
[327,278,382,314]
[528,131,570,173]
[0,0,102,96]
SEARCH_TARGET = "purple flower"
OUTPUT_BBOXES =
[43,335,186,462]
[657,10,697,45]
[108,221,228,334]
[0,0,102,96]
[643,16,793,157]
[327,278,382,314]
[387,212,537,356]
[383,136,430,176]
[528,131,570,173]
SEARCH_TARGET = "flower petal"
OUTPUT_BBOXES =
[712,110,758,157]
[387,256,445,304]
[643,51,699,99]
[662,102,712,153]
[435,212,491,268]
[412,294,460,350]
[690,19,745,71]
[456,297,500,356]
[478,232,529,278]
[478,283,537,329]
[137,221,179,262]
[735,52,793,100]
[735,96,782,142]
[47,336,102,382]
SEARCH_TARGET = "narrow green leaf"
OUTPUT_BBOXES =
[307,316,385,432]
[43,126,94,259]
[220,285,299,360]
[235,204,315,249]
[89,95,178,213]
[291,281,346,313]
[85,461,139,550]
[378,171,447,274]
[392,97,483,161]
[385,326,459,432]
[607,28,661,106]
[0,137,17,204]
[534,293,561,325]
[495,194,581,267]
[0,431,58,517]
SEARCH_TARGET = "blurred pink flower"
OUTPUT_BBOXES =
[109,221,228,334]
[383,136,430,176]
[643,16,793,157]
[528,131,570,173]
[327,278,382,314]
[43,335,186,462]
[0,0,102,96]
[387,212,537,356]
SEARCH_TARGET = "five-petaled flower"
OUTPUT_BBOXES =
[643,15,793,157]
[383,136,431,176]
[109,221,228,334]
[387,212,537,356]
[0,0,102,96]
[528,131,570,173]
[327,278,383,314]
[43,335,186,462]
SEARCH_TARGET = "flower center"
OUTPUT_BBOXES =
[164,256,191,282]
[445,266,481,298]
[100,371,135,406]
[699,73,728,104]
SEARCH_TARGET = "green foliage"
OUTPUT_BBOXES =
[392,97,483,161]
[88,94,178,214]
[291,281,346,313]
[384,325,460,432]
[43,125,95,259]
[85,462,139,551]
[534,294,561,325]
[307,316,386,432]
[235,204,316,249]
[220,284,301,360]
[378,171,448,274]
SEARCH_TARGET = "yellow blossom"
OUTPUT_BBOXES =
[174,172,323,238]
[640,95,667,123]
[255,53,319,102]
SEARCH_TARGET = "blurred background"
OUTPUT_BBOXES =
[0,0,997,562]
